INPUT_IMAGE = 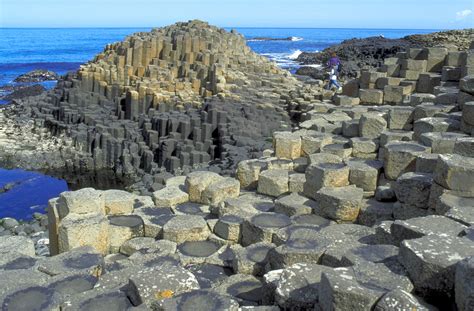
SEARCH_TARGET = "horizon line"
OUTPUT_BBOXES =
[0,26,456,31]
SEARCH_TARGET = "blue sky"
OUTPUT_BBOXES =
[1,0,473,29]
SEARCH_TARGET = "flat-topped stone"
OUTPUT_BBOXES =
[316,185,364,223]
[162,215,210,243]
[434,154,474,193]
[399,235,474,301]
[383,142,431,180]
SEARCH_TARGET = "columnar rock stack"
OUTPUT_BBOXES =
[15,20,301,176]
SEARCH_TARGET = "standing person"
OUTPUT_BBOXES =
[326,52,342,91]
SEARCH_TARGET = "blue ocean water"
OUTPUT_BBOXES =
[0,169,68,220]
[0,27,439,219]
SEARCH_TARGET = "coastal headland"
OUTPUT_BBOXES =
[0,20,474,310]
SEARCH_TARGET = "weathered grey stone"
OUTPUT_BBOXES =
[416,153,439,174]
[257,169,289,197]
[420,132,468,154]
[177,240,222,265]
[120,237,162,256]
[185,171,223,203]
[454,137,474,157]
[319,268,383,311]
[108,215,144,253]
[274,192,317,217]
[273,131,302,160]
[375,289,437,311]
[132,206,174,238]
[339,244,399,267]
[434,154,474,193]
[58,213,109,255]
[241,213,291,246]
[379,130,413,147]
[102,189,134,215]
[394,172,433,209]
[162,215,210,243]
[399,235,474,300]
[201,177,240,205]
[346,159,382,192]
[38,246,104,277]
[214,215,244,243]
[211,274,264,305]
[357,199,394,226]
[126,264,200,308]
[57,188,105,216]
[460,75,474,95]
[232,242,275,276]
[236,159,268,190]
[455,256,474,311]
[316,185,364,223]
[307,152,342,166]
[303,163,349,199]
[0,236,35,257]
[156,290,239,311]
[274,263,333,310]
[437,193,474,226]
[383,142,431,180]
[359,113,387,138]
[153,186,189,208]
[391,215,467,245]
[414,117,460,141]
[301,134,332,155]
[321,143,353,159]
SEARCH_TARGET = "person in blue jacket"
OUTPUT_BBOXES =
[326,52,342,91]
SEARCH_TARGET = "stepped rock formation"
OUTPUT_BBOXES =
[1,20,305,180]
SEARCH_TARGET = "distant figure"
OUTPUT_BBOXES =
[326,52,342,91]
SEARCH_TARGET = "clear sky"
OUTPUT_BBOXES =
[1,0,473,29]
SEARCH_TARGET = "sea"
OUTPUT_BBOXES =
[0,27,439,219]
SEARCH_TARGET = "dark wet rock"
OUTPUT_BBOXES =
[187,264,233,289]
[37,246,104,277]
[375,289,438,311]
[295,66,326,80]
[274,263,332,310]
[399,235,474,303]
[1,84,46,101]
[1,286,57,311]
[212,274,264,305]
[13,70,59,83]
[125,264,199,308]
[156,289,239,310]
[232,242,275,276]
[455,256,474,311]
[319,267,383,310]
[391,215,467,246]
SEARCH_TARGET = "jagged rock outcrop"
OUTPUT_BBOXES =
[296,29,474,78]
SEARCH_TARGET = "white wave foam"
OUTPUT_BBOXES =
[301,64,322,68]
[288,50,303,60]
[290,36,303,41]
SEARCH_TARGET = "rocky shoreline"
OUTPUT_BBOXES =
[1,21,474,310]
[296,29,474,79]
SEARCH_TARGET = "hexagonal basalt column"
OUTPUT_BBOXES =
[241,213,291,246]
[257,169,289,197]
[107,215,144,253]
[316,186,364,223]
[162,215,210,243]
[303,163,349,200]
[383,142,431,180]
